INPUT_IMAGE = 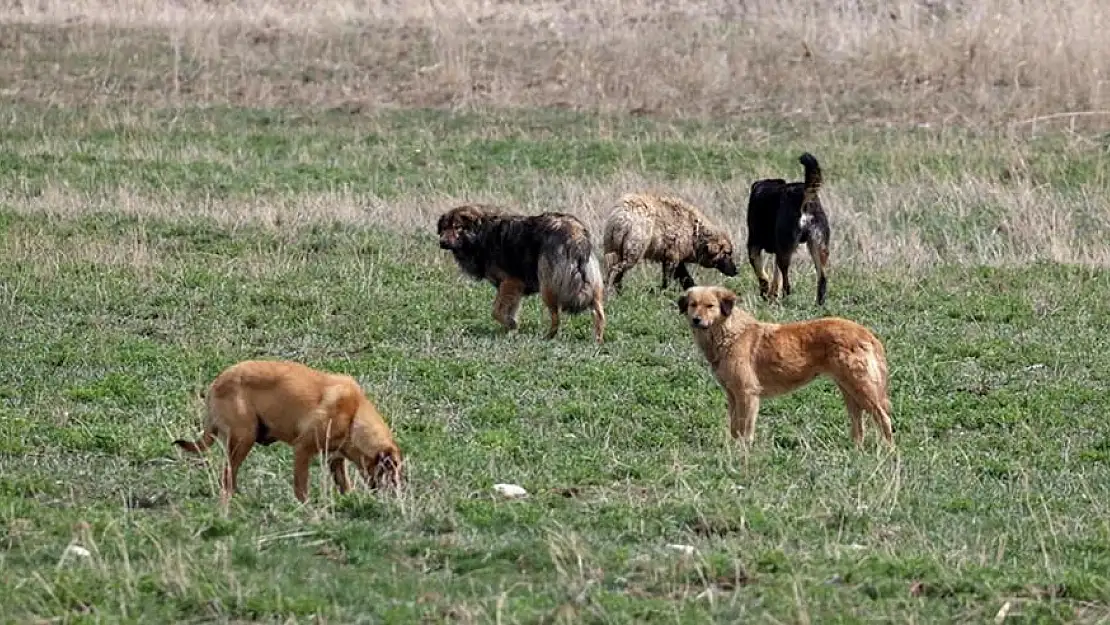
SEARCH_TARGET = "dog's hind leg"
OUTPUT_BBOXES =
[852,392,894,447]
[492,278,525,331]
[772,249,795,301]
[869,406,894,447]
[604,253,634,294]
[769,260,783,301]
[607,263,634,294]
[541,285,561,340]
[605,229,647,294]
[747,246,771,300]
[590,291,606,344]
[836,369,895,447]
[807,238,830,306]
[838,385,865,447]
[220,428,255,505]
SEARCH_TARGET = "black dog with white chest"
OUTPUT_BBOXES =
[745,152,831,306]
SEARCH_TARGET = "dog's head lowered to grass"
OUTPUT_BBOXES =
[694,230,738,278]
[346,443,404,494]
[342,403,405,494]
[369,446,404,492]
[678,286,737,330]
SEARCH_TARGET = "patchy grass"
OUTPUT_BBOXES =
[2,204,1110,622]
[2,105,1109,269]
[3,4,1110,617]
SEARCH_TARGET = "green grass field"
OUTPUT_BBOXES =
[3,104,1110,623]
[4,1,1110,620]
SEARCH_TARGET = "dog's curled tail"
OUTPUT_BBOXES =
[174,429,216,454]
[540,237,605,314]
[799,152,822,193]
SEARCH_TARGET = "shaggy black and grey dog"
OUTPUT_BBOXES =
[745,153,831,306]
[436,204,607,343]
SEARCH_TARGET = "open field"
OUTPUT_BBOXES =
[3,0,1110,623]
[6,0,1110,126]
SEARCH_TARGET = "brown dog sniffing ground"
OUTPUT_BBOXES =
[173,360,403,504]
[603,192,738,294]
[678,286,894,447]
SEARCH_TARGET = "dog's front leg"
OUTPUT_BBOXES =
[726,390,747,440]
[660,261,674,290]
[329,456,351,494]
[291,442,317,503]
[673,263,696,290]
[492,278,525,331]
[747,247,770,300]
[737,393,761,443]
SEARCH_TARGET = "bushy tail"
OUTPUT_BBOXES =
[799,153,822,193]
[540,237,605,314]
[174,428,216,454]
[868,342,892,414]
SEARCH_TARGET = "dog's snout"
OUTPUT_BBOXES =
[691,315,705,327]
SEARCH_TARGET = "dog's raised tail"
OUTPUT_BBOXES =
[174,428,216,454]
[799,152,822,193]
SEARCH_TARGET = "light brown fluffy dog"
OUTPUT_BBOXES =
[173,360,403,504]
[678,286,894,447]
[603,193,738,294]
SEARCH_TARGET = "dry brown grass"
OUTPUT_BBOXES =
[4,0,1110,125]
[3,0,1109,269]
[7,170,1110,269]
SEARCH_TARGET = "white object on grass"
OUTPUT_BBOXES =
[492,483,529,499]
[666,544,696,555]
[64,545,91,558]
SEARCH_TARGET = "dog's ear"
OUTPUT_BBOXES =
[716,288,736,317]
[677,294,689,315]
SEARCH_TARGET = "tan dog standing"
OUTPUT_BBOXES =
[678,286,894,447]
[174,360,403,504]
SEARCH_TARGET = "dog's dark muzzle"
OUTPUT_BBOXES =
[718,258,738,277]
[438,236,458,250]
[690,316,710,329]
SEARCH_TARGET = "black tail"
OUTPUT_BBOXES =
[799,153,822,193]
